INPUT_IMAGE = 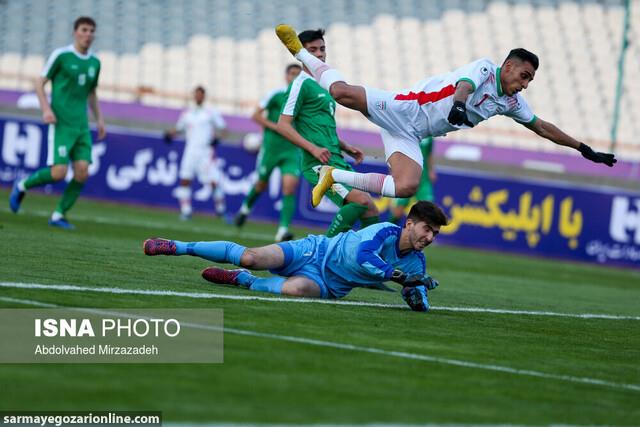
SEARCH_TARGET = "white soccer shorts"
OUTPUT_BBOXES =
[179,145,221,183]
[364,86,426,167]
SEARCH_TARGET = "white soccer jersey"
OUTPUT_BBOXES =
[176,106,227,148]
[396,58,536,137]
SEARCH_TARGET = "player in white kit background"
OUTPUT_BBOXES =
[164,86,229,219]
[275,25,617,207]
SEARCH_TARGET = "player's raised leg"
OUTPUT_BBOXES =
[276,24,369,115]
[313,151,421,204]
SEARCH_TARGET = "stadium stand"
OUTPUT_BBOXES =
[0,0,637,159]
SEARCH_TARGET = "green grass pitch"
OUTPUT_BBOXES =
[1,188,639,425]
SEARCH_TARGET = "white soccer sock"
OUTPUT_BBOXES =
[296,49,345,91]
[213,187,226,215]
[330,169,396,197]
[17,179,26,192]
[175,186,192,215]
[51,211,64,221]
[319,69,346,92]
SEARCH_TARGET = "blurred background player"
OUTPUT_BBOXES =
[275,25,617,203]
[164,86,228,220]
[389,137,436,225]
[144,201,447,311]
[235,64,302,242]
[276,28,380,237]
[9,16,105,229]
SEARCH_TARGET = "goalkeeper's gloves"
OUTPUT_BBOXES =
[402,286,429,312]
[447,101,474,127]
[390,269,439,290]
[578,143,617,167]
[163,131,174,144]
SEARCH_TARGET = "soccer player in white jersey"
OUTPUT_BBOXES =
[275,25,617,206]
[164,86,228,220]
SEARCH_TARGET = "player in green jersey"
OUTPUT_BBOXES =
[9,16,104,229]
[276,29,379,237]
[389,137,436,225]
[234,64,302,242]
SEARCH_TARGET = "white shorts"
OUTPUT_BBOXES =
[179,145,221,183]
[364,86,426,167]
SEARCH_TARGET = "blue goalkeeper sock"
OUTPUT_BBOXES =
[227,270,284,294]
[248,277,285,294]
[174,241,245,265]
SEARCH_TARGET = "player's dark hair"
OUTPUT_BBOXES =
[286,63,302,73]
[504,48,539,70]
[298,29,325,45]
[194,86,206,94]
[407,201,448,227]
[74,16,96,31]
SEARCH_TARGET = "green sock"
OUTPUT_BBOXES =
[242,187,262,211]
[280,194,296,228]
[23,167,55,190]
[360,215,380,228]
[55,180,85,215]
[326,203,368,237]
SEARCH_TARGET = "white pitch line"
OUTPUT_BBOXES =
[1,281,639,320]
[0,295,638,394]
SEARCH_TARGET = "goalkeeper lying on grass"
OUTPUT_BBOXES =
[144,201,447,312]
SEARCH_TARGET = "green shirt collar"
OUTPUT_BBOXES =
[496,67,504,97]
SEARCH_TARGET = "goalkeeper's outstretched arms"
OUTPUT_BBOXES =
[390,269,439,290]
[524,117,616,167]
[391,269,439,313]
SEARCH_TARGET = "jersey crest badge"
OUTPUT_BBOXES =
[375,100,387,111]
[88,66,96,78]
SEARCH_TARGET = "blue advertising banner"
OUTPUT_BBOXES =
[1,115,639,269]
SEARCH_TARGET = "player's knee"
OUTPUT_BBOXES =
[74,168,89,182]
[395,179,419,198]
[50,166,67,181]
[330,83,350,102]
[281,178,298,195]
[239,250,258,269]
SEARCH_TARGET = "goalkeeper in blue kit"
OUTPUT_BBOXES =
[144,201,447,311]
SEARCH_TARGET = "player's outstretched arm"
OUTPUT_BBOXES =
[390,269,439,289]
[277,114,331,163]
[88,89,106,140]
[524,118,617,167]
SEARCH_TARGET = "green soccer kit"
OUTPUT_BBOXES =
[17,45,101,221]
[42,45,101,165]
[256,87,301,181]
[281,71,354,207]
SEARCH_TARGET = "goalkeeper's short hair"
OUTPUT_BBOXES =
[407,201,448,227]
